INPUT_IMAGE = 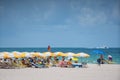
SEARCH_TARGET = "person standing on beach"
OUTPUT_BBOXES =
[108,55,112,61]
[97,54,105,66]
[97,58,101,66]
[48,45,51,52]
[100,54,105,64]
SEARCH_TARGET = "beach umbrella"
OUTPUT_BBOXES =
[91,50,106,60]
[31,52,43,57]
[76,52,90,62]
[0,52,4,58]
[0,52,14,58]
[54,52,62,56]
[65,52,76,60]
[92,50,106,55]
[12,51,21,58]
[60,53,67,57]
[66,52,76,57]
[39,52,44,57]
[9,53,14,58]
[54,52,66,56]
[19,52,26,58]
[0,55,3,58]
[2,52,10,58]
[25,52,32,57]
[19,52,33,58]
[43,52,55,57]
[20,52,30,58]
[76,52,90,58]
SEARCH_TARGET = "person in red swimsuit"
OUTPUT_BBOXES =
[48,45,51,52]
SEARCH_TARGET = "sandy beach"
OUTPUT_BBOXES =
[0,64,120,80]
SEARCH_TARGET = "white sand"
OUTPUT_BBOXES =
[0,64,120,80]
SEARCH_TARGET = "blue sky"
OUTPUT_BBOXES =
[0,0,120,48]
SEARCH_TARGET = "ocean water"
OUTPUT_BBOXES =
[0,48,120,64]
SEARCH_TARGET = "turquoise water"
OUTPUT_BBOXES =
[0,48,120,64]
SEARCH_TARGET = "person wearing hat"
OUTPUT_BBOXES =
[108,55,112,62]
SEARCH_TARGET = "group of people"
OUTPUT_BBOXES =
[97,54,113,65]
[0,56,86,69]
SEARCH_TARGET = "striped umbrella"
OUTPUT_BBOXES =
[66,52,76,57]
[2,52,10,58]
[12,51,21,58]
[75,52,90,58]
[31,52,43,57]
[43,52,55,57]
[54,52,66,56]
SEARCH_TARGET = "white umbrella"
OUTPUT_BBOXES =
[20,52,31,58]
[12,51,21,58]
[66,52,76,57]
[31,52,43,57]
[54,52,66,56]
[0,52,4,58]
[76,52,90,62]
[43,52,55,57]
[76,52,90,58]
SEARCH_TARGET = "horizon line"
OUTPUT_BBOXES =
[0,47,120,49]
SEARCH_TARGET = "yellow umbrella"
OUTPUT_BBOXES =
[54,52,66,56]
[3,52,10,58]
[12,51,21,58]
[19,52,26,58]
[25,52,32,57]
[31,52,43,57]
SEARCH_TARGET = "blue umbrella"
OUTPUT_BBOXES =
[92,50,106,55]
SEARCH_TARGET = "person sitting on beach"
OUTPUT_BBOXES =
[67,58,72,68]
[40,58,46,68]
[25,58,31,67]
[58,56,67,67]
[0,58,3,63]
[21,59,26,65]
[19,58,27,67]
[12,59,20,67]
[52,56,59,67]
[46,57,53,67]
[3,58,9,64]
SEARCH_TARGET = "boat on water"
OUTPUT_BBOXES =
[96,46,109,49]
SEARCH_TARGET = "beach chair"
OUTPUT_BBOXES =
[31,62,45,68]
[72,63,82,68]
